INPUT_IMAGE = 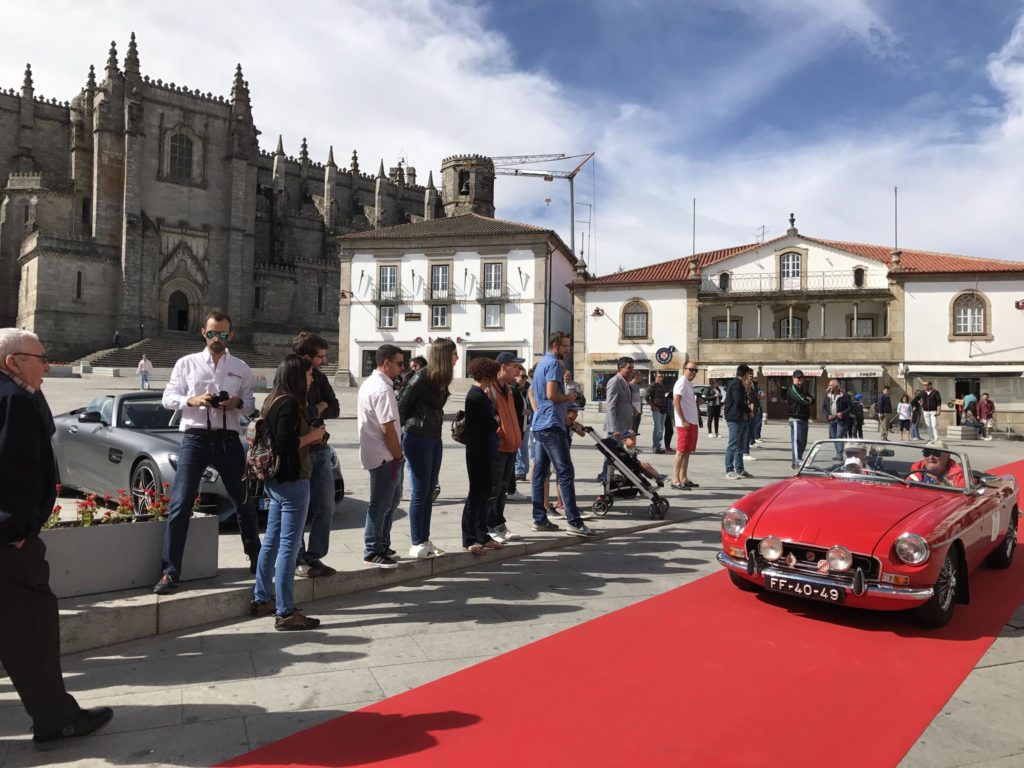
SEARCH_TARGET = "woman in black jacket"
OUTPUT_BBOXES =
[251,354,327,631]
[397,338,455,559]
[462,357,501,554]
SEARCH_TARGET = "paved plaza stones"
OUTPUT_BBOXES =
[0,374,1021,766]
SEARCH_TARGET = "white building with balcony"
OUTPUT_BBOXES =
[573,217,1024,426]
[338,214,577,380]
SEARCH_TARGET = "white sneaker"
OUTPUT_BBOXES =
[743,454,757,461]
[506,491,529,501]
[495,525,521,541]
[725,471,739,480]
[425,540,446,557]
[488,529,507,544]
[409,543,432,559]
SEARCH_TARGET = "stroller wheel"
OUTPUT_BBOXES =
[654,498,669,519]
[592,496,610,516]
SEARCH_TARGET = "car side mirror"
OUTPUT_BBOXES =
[78,411,103,424]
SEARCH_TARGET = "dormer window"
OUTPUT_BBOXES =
[718,273,730,292]
[853,267,865,288]
[780,251,801,289]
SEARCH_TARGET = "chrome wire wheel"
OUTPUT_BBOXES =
[1005,514,1017,560]
[130,459,160,516]
[935,553,957,613]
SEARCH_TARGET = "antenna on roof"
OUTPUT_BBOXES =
[692,198,696,256]
[894,185,899,251]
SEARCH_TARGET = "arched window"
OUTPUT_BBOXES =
[953,292,986,336]
[74,271,82,299]
[718,272,730,292]
[780,252,801,289]
[622,300,649,339]
[169,134,193,181]
[780,317,803,338]
[853,267,865,288]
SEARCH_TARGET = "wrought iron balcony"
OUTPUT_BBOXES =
[422,286,462,305]
[699,270,889,297]
[371,287,404,306]
[476,285,518,303]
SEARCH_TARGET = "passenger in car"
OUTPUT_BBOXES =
[907,439,965,488]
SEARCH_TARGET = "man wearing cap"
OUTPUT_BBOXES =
[784,370,814,469]
[486,352,525,544]
[907,440,965,488]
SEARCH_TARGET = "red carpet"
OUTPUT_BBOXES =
[223,461,1024,768]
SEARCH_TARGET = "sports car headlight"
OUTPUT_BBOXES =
[758,535,783,561]
[826,545,853,572]
[895,533,930,565]
[722,508,749,537]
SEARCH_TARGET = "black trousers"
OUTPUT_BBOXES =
[486,451,517,530]
[462,453,493,547]
[663,408,674,450]
[0,537,79,731]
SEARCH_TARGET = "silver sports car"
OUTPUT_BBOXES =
[52,391,344,522]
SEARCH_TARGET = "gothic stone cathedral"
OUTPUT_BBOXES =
[0,35,496,359]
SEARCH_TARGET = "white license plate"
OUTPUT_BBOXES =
[765,575,845,603]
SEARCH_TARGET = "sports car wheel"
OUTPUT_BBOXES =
[592,497,610,517]
[987,507,1018,569]
[728,570,759,591]
[131,458,162,517]
[914,549,958,628]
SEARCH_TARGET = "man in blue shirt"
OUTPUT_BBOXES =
[531,331,597,537]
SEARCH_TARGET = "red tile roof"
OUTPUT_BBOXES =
[579,234,1024,286]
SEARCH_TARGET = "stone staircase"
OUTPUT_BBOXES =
[78,334,311,371]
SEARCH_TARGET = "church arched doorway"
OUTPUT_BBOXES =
[167,291,189,331]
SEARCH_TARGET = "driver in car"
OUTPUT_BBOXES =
[833,442,871,474]
[907,439,965,488]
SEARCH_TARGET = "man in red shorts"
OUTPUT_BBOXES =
[671,359,700,490]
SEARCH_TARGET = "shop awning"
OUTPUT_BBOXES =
[762,366,824,377]
[905,364,1024,377]
[827,365,884,379]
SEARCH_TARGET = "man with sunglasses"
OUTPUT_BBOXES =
[156,311,260,594]
[671,360,701,490]
[0,329,116,747]
[907,440,965,488]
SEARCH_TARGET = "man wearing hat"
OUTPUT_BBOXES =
[908,440,965,488]
[784,370,814,469]
[486,352,525,544]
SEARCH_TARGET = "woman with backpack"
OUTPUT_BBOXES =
[251,354,327,631]
[397,337,455,559]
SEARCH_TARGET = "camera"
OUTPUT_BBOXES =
[310,418,325,428]
[209,390,231,407]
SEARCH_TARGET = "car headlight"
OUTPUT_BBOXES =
[826,545,853,572]
[168,453,178,469]
[722,508,749,537]
[895,533,930,565]
[759,535,784,561]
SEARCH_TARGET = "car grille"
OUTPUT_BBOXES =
[746,538,881,581]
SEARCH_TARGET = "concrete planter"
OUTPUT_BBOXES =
[41,515,219,598]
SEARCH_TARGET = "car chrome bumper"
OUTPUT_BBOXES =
[716,552,934,602]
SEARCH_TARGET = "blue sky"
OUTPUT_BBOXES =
[3,1,1024,272]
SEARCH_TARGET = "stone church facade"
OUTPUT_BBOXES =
[0,35,496,359]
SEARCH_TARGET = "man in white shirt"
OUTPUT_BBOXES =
[154,311,259,594]
[671,360,701,490]
[136,354,153,390]
[358,344,406,569]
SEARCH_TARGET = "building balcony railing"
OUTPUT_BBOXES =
[371,287,407,306]
[699,270,889,297]
[422,286,463,305]
[476,285,519,304]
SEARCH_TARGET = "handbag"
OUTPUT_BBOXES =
[451,410,467,445]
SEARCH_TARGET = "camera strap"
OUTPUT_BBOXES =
[205,397,228,432]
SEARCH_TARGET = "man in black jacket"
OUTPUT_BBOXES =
[876,385,893,441]
[645,372,670,454]
[822,378,853,459]
[724,364,755,479]
[0,329,113,748]
[784,370,814,469]
[292,332,341,578]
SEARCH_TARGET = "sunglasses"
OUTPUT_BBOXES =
[205,331,231,341]
[685,367,699,373]
[922,450,945,458]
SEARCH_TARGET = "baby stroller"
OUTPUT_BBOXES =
[584,427,669,520]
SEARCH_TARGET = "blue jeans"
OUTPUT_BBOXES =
[403,432,442,546]
[725,420,748,473]
[910,415,921,440]
[254,477,309,617]
[789,418,808,465]
[531,427,582,527]
[365,459,403,558]
[828,419,847,456]
[515,427,531,477]
[297,446,335,564]
[651,410,665,450]
[161,432,259,578]
[139,371,149,390]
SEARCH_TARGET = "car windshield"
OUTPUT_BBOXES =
[800,439,970,492]
[119,398,175,430]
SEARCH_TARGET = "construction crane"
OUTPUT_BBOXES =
[490,153,595,259]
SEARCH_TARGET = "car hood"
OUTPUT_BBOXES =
[749,477,937,553]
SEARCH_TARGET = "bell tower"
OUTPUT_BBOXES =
[440,154,495,218]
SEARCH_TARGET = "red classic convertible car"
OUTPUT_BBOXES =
[718,439,1018,626]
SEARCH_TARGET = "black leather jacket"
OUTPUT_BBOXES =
[397,369,450,438]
